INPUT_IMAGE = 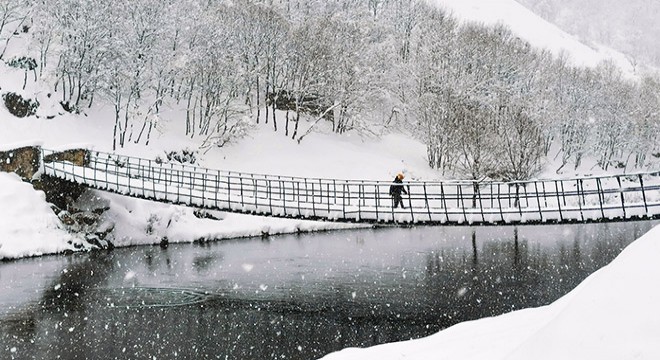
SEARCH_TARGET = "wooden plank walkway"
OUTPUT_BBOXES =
[41,149,660,225]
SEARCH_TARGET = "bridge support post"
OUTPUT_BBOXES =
[639,174,648,215]
[616,176,627,218]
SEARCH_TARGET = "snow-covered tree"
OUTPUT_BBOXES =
[589,61,635,170]
[408,5,458,172]
[15,0,658,175]
[0,0,29,60]
[45,0,111,110]
[630,75,660,167]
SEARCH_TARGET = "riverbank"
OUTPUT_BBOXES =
[0,171,365,260]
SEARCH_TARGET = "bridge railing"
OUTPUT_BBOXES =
[41,148,660,224]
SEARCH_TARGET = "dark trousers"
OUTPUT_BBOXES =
[392,195,405,208]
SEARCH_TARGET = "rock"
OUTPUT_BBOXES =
[58,211,75,226]
[85,234,113,250]
[2,92,39,118]
[72,211,99,226]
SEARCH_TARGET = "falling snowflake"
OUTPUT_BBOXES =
[242,263,254,272]
[457,287,468,297]
[124,271,136,280]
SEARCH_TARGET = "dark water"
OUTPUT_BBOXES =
[0,221,657,360]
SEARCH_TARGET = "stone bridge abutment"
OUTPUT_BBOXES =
[0,145,90,209]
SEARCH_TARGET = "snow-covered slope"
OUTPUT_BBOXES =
[0,172,79,259]
[429,0,635,75]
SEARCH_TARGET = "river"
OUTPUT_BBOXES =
[1,220,657,360]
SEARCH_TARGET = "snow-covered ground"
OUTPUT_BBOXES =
[0,172,80,258]
[0,136,375,260]
[2,115,434,260]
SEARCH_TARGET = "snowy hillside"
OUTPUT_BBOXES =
[430,0,635,75]
[1,0,656,183]
[516,0,660,70]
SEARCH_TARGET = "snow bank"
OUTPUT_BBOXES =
[0,140,43,152]
[0,171,364,259]
[82,189,364,248]
[189,128,437,181]
[321,224,660,360]
[0,172,77,259]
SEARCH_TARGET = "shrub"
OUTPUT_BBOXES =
[155,149,198,165]
[6,56,37,71]
[6,57,38,89]
[2,92,39,118]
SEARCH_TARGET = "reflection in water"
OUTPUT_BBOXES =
[0,220,657,359]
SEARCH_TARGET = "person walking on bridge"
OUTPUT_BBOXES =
[389,172,408,209]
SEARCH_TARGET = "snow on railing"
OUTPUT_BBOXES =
[40,148,660,225]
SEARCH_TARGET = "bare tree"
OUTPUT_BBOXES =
[20,0,658,174]
[589,61,635,170]
[630,75,660,167]
[494,103,545,180]
[0,0,29,60]
[48,0,112,110]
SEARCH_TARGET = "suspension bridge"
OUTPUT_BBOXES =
[22,148,658,225]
